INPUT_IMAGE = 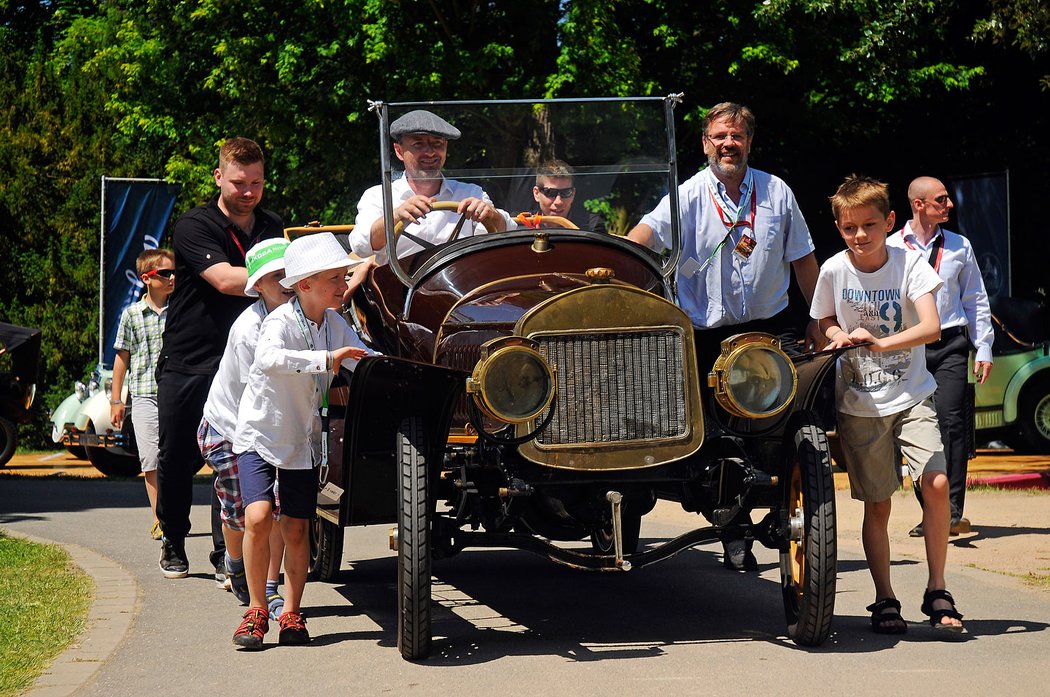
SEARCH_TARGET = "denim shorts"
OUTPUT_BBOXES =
[237,451,316,520]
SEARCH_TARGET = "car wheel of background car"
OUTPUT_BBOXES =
[1013,374,1050,454]
[780,413,836,647]
[397,417,432,661]
[83,423,141,477]
[65,445,87,460]
[308,517,344,582]
[588,513,641,556]
[0,417,17,467]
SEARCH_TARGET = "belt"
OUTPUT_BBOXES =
[940,325,966,340]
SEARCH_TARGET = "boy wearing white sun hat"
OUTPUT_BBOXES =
[199,237,293,615]
[230,232,375,649]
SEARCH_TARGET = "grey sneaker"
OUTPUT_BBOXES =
[159,538,189,579]
[215,562,231,590]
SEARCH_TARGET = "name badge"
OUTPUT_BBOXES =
[680,256,702,278]
[734,234,757,259]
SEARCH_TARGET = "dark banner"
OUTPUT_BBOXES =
[947,171,1010,298]
[101,178,181,368]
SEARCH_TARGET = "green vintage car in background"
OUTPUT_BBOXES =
[974,294,1050,454]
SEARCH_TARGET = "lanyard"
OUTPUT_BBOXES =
[226,226,247,261]
[291,299,332,469]
[900,229,944,273]
[694,169,756,276]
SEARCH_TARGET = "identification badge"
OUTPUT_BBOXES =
[734,234,757,259]
[680,256,702,278]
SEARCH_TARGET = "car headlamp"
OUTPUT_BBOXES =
[708,333,797,419]
[467,337,556,424]
[74,381,88,402]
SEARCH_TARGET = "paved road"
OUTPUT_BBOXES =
[3,476,1050,697]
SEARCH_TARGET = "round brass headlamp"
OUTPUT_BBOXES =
[467,337,556,424]
[708,333,797,419]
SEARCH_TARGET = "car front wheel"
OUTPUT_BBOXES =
[780,413,837,646]
[308,517,344,582]
[397,417,432,661]
[1013,374,1050,454]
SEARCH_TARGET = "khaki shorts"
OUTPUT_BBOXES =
[837,398,946,502]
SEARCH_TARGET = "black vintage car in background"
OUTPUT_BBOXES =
[302,96,840,660]
[0,322,42,466]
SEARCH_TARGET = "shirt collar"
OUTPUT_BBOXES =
[902,220,943,246]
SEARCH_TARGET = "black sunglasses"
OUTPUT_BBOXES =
[143,268,175,279]
[538,186,575,199]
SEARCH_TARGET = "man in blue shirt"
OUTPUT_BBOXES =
[628,102,820,572]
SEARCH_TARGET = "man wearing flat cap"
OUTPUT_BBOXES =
[351,109,513,262]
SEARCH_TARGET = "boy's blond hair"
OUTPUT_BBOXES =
[136,248,174,276]
[830,174,892,221]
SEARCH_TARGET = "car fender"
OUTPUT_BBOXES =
[1003,353,1050,424]
[50,393,86,442]
[77,391,116,432]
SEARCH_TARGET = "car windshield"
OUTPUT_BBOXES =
[369,96,683,286]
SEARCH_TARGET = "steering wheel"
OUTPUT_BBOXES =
[393,200,499,250]
[514,213,580,230]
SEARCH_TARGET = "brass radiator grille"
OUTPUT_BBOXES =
[535,329,687,445]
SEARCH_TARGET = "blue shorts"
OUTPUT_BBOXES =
[237,451,317,520]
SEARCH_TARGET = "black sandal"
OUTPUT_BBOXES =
[921,589,965,633]
[866,598,907,634]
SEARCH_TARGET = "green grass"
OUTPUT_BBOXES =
[0,531,93,697]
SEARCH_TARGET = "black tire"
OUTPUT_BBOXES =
[309,516,344,582]
[0,417,16,467]
[65,446,88,460]
[589,513,641,556]
[84,445,142,477]
[397,417,432,661]
[1013,375,1050,454]
[780,414,837,646]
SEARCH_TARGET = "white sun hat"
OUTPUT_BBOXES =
[279,232,352,289]
[244,238,290,296]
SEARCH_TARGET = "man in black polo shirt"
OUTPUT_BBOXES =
[156,137,283,579]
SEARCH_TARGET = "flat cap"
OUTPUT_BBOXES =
[390,110,461,141]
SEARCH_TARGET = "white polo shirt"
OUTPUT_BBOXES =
[351,174,515,262]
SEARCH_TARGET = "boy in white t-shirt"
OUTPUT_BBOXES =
[811,174,964,635]
[231,233,374,649]
[199,238,293,615]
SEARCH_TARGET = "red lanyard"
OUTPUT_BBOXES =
[709,186,756,232]
[226,226,247,261]
[900,230,944,273]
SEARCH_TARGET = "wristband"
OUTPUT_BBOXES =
[828,328,845,340]
[110,399,123,405]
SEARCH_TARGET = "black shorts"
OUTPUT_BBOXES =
[237,451,317,520]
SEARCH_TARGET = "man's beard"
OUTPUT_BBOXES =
[708,152,748,178]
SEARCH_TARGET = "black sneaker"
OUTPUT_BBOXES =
[908,522,924,538]
[278,611,310,645]
[159,537,189,579]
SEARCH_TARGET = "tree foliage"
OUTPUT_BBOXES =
[1,0,1047,446]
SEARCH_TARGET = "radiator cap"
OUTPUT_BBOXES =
[585,267,614,284]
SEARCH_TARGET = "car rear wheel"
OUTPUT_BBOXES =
[308,517,344,582]
[1013,374,1050,454]
[780,414,836,646]
[397,417,432,660]
[0,417,16,467]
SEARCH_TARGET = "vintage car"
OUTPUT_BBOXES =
[306,96,842,660]
[974,294,1050,453]
[0,322,42,466]
[50,365,141,476]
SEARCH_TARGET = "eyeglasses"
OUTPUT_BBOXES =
[924,194,950,205]
[705,133,748,145]
[143,268,175,280]
[538,186,575,199]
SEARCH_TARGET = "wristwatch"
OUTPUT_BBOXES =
[110,399,123,405]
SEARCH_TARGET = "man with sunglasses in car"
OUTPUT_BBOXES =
[887,176,994,539]
[530,160,606,233]
[626,102,821,573]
